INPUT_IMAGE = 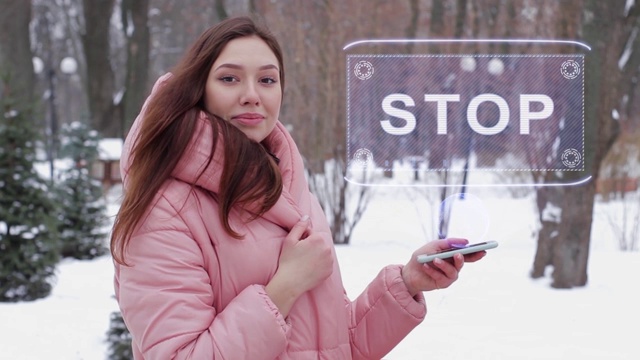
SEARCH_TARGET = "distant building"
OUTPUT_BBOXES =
[92,138,123,190]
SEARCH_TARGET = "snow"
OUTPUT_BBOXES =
[113,89,125,106]
[618,28,637,70]
[541,201,562,222]
[0,183,638,360]
[626,0,636,17]
[98,138,123,161]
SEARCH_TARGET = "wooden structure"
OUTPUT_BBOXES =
[91,138,123,190]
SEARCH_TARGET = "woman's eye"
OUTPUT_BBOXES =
[260,77,277,85]
[219,76,237,83]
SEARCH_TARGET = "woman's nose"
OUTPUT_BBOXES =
[240,83,260,105]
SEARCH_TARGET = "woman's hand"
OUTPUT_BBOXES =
[266,216,334,317]
[402,238,486,297]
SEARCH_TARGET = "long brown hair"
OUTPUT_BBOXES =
[111,16,285,265]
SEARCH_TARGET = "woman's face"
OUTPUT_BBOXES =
[205,36,282,143]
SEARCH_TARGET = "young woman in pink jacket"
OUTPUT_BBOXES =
[110,15,486,360]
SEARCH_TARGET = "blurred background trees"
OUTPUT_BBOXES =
[0,90,60,302]
[55,121,109,260]
[0,0,638,297]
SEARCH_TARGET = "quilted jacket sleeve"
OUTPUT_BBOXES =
[115,194,291,359]
[346,264,427,359]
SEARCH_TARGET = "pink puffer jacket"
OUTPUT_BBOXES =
[114,74,426,360]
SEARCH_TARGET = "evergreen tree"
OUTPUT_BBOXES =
[0,94,60,302]
[106,311,133,360]
[55,121,108,260]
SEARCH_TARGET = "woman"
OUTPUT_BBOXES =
[111,15,486,360]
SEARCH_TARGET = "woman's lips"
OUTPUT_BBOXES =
[232,113,265,126]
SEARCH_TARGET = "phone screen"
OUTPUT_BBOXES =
[416,241,498,263]
[436,242,490,255]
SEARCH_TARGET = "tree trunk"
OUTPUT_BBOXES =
[529,0,581,282]
[215,0,228,20]
[552,181,597,287]
[547,0,638,288]
[531,184,561,278]
[82,0,119,137]
[121,0,151,138]
[0,1,34,112]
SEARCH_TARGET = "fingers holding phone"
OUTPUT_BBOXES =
[422,253,465,286]
[402,239,496,296]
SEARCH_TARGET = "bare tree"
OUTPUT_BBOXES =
[306,148,373,245]
[215,0,228,19]
[0,1,35,112]
[81,0,119,136]
[121,0,151,137]
[539,0,640,288]
[529,0,583,280]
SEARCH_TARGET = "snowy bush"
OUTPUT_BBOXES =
[106,311,133,360]
[55,122,109,260]
[0,96,61,302]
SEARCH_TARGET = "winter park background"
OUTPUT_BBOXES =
[1,158,638,360]
[2,1,640,359]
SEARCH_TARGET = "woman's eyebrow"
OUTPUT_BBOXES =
[214,63,279,71]
[258,64,279,71]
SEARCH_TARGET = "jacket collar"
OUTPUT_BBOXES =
[172,115,308,232]
[122,73,311,232]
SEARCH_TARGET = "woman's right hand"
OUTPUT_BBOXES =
[265,216,334,317]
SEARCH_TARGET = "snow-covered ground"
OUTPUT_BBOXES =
[1,182,638,360]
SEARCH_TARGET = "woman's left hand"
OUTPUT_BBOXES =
[402,238,486,297]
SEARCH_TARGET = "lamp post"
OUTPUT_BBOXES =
[459,57,477,199]
[32,57,44,76]
[459,57,504,199]
[437,58,476,239]
[59,57,78,124]
[33,55,57,180]
[32,55,78,181]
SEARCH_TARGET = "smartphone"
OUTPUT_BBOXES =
[416,241,499,263]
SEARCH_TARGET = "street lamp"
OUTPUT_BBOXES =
[459,56,477,199]
[487,57,505,76]
[437,57,478,239]
[32,56,78,181]
[60,56,77,74]
[460,56,476,72]
[459,57,504,199]
[438,57,504,239]
[59,56,78,124]
[33,56,58,180]
[32,57,44,75]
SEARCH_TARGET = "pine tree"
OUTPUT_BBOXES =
[106,311,133,360]
[0,93,60,302]
[55,121,108,260]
